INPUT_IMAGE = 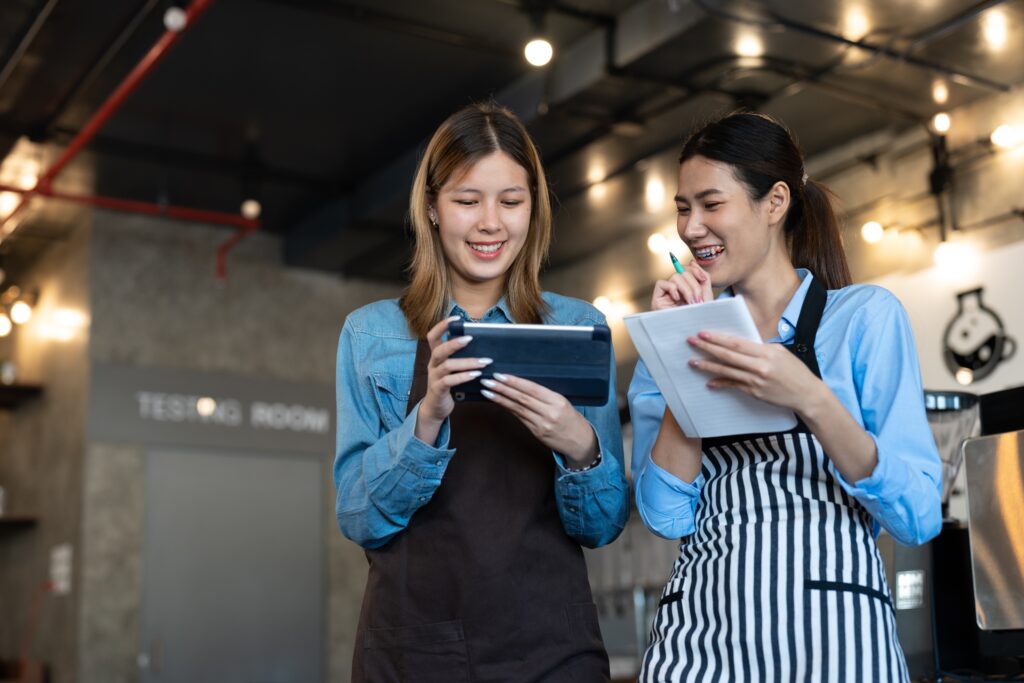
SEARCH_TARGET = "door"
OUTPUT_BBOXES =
[140,447,324,682]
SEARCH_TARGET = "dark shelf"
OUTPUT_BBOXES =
[0,383,43,409]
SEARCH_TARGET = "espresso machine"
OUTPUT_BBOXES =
[880,387,1024,680]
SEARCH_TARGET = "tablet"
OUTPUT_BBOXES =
[447,321,611,406]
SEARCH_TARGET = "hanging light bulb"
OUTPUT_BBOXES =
[990,124,1022,149]
[524,38,553,66]
[10,300,32,324]
[163,5,188,32]
[647,232,668,255]
[932,112,951,134]
[931,80,949,105]
[592,296,612,315]
[0,312,11,337]
[240,199,261,220]
[860,221,884,244]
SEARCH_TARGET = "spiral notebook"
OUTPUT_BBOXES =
[624,296,797,438]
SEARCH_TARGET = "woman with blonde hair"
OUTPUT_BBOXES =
[335,102,629,682]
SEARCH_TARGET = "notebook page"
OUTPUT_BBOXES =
[635,297,797,438]
[623,315,697,436]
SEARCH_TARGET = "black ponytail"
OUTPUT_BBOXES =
[679,111,852,289]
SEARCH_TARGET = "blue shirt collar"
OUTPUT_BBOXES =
[718,268,814,343]
[447,295,514,323]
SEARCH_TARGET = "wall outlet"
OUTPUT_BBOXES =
[50,544,73,595]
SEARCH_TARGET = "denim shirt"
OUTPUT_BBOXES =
[629,270,943,546]
[335,291,630,550]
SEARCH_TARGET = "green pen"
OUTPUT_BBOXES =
[669,251,685,274]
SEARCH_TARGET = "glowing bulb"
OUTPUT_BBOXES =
[843,6,871,39]
[861,221,884,244]
[196,397,217,417]
[10,301,31,324]
[592,296,612,315]
[524,39,553,67]
[240,198,261,220]
[982,9,1008,49]
[587,163,606,184]
[990,124,1021,149]
[932,112,951,134]
[931,80,949,105]
[645,176,665,212]
[588,182,607,201]
[955,368,974,386]
[0,192,18,218]
[163,6,187,32]
[735,33,764,58]
[0,313,10,337]
[933,240,978,270]
[647,232,669,255]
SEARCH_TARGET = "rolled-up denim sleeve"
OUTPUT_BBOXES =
[333,322,456,549]
[628,359,703,539]
[833,295,943,546]
[553,333,630,548]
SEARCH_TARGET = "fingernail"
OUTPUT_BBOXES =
[481,378,497,388]
[687,336,698,344]
[707,381,718,389]
[458,335,473,344]
[493,373,508,381]
[698,331,712,340]
[478,358,493,366]
[481,389,496,399]
[689,359,700,367]
[468,371,482,378]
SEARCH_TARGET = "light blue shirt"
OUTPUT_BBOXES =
[335,292,630,550]
[628,269,943,546]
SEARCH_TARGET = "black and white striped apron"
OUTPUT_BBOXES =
[640,278,909,683]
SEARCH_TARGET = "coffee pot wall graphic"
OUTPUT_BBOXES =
[943,287,1016,385]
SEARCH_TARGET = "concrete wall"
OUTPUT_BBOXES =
[0,217,91,680]
[77,210,400,683]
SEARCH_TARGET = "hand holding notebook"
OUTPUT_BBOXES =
[624,296,797,438]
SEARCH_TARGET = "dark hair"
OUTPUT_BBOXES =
[400,101,551,337]
[678,111,852,289]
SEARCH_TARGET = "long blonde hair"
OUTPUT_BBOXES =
[400,102,551,337]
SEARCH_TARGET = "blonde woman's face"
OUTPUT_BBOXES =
[433,151,532,296]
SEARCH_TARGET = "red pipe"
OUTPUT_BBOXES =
[0,0,234,243]
[0,182,258,230]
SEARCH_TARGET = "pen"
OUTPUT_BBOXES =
[669,252,685,274]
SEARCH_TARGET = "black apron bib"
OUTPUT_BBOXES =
[352,339,610,682]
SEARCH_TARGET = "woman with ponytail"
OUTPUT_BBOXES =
[628,112,941,681]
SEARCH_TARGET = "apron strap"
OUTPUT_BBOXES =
[406,339,431,417]
[787,276,827,380]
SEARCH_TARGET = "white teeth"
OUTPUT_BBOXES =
[470,242,503,253]
[695,246,724,259]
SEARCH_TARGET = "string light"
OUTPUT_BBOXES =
[735,33,764,58]
[932,112,951,134]
[990,124,1021,149]
[931,80,949,105]
[524,39,553,66]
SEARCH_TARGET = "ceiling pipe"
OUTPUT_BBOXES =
[0,0,235,259]
[0,182,257,230]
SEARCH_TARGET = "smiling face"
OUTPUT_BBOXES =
[432,150,532,302]
[675,155,789,289]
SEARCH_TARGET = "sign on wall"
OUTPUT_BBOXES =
[942,287,1017,384]
[88,362,334,454]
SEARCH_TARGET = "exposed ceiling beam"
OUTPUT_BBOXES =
[284,0,707,272]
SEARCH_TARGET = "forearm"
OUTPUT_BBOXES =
[798,381,878,483]
[651,408,703,484]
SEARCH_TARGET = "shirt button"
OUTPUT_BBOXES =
[569,506,578,513]
[435,460,442,466]
[780,323,790,332]
[419,496,427,502]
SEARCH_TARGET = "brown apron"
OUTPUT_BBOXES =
[352,340,610,682]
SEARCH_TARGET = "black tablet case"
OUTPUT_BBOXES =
[448,321,611,407]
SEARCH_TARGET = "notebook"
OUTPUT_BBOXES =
[624,296,797,438]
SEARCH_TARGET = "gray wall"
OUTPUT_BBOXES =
[79,210,400,683]
[0,217,91,680]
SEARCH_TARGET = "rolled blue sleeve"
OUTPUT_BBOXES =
[628,359,704,539]
[552,329,630,548]
[833,295,943,546]
[334,322,456,549]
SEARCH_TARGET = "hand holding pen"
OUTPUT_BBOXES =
[651,251,713,311]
